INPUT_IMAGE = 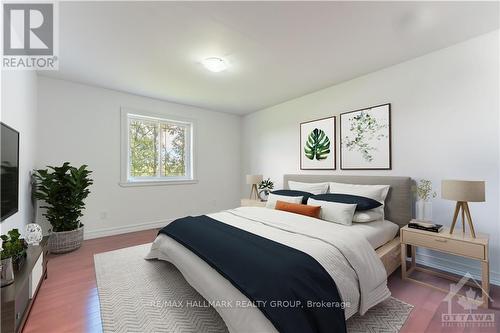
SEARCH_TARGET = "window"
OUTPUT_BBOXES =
[121,109,195,185]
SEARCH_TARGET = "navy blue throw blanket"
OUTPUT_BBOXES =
[159,215,347,333]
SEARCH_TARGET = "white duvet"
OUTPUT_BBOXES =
[146,207,390,333]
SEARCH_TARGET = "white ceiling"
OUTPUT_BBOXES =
[41,1,499,115]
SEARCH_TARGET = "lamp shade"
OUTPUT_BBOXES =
[441,180,485,202]
[246,174,263,185]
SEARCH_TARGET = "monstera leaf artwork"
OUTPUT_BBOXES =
[300,116,336,170]
[304,128,331,160]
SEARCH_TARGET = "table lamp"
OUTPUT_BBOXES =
[441,180,485,238]
[246,175,263,200]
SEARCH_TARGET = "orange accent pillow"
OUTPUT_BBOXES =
[275,200,321,218]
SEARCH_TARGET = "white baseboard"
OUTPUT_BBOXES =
[84,218,173,240]
[415,251,500,286]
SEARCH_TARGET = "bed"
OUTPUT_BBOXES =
[146,175,412,333]
[282,175,411,227]
[282,175,412,277]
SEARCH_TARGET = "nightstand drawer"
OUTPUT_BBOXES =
[402,230,485,260]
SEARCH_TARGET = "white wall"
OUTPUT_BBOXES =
[0,71,38,235]
[37,77,241,239]
[242,31,500,284]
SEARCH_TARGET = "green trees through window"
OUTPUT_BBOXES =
[129,120,157,177]
[160,123,186,177]
[128,117,190,179]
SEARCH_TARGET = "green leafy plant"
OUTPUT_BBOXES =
[304,128,331,160]
[33,162,93,232]
[258,178,274,191]
[413,179,437,201]
[1,229,27,260]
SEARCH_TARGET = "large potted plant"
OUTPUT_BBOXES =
[1,229,27,286]
[33,162,93,254]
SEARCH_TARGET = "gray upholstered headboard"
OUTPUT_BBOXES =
[283,174,412,228]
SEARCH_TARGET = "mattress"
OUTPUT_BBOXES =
[349,220,399,249]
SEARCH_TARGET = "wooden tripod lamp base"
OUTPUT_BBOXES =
[246,174,263,201]
[449,201,476,238]
[442,179,485,239]
[249,184,259,200]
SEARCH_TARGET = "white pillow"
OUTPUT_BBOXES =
[308,198,357,226]
[329,182,390,221]
[266,193,303,209]
[328,182,390,203]
[288,181,329,195]
[353,210,384,223]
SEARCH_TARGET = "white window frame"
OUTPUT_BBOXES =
[120,108,197,187]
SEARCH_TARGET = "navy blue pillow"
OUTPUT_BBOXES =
[309,193,382,211]
[271,190,313,205]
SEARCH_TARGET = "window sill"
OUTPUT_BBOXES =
[119,179,199,187]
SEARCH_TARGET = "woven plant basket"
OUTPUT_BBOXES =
[49,226,84,254]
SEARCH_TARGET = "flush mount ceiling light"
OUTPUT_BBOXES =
[202,57,228,73]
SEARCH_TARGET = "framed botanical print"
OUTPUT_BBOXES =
[300,116,336,170]
[340,103,391,170]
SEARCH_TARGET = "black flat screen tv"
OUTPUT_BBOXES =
[1,122,19,221]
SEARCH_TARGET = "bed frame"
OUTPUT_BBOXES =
[283,174,412,276]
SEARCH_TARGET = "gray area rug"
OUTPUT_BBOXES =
[95,244,413,333]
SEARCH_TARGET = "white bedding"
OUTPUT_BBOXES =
[350,220,399,249]
[146,207,391,333]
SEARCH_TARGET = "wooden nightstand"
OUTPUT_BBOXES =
[400,223,490,308]
[240,199,266,207]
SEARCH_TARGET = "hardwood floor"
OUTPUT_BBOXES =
[23,230,499,333]
[391,268,500,333]
[23,229,158,333]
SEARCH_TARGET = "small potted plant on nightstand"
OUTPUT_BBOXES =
[1,228,28,287]
[414,179,437,221]
[33,162,93,254]
[258,178,274,201]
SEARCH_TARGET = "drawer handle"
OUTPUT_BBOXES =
[434,238,447,243]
